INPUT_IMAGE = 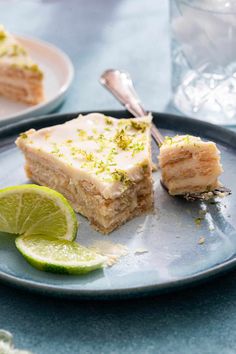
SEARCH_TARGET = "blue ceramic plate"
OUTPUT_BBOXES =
[0,111,236,300]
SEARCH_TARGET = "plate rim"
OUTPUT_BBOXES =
[0,110,236,300]
[0,253,235,300]
[0,35,74,126]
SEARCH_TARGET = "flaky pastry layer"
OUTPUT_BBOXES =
[24,153,153,234]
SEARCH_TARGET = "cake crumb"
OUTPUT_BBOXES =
[90,240,128,267]
[134,248,148,255]
[152,162,158,172]
[136,223,145,234]
[198,236,205,245]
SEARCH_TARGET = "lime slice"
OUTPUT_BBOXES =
[16,235,106,274]
[0,185,77,241]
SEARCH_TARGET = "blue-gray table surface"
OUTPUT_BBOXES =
[0,1,236,353]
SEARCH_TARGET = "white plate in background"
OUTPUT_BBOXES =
[0,35,74,126]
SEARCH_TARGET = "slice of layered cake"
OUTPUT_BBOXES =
[0,25,43,104]
[16,113,153,234]
[159,135,223,196]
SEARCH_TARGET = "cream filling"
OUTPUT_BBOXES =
[162,159,222,180]
[167,175,218,191]
[0,76,39,101]
[0,25,40,70]
[0,76,30,87]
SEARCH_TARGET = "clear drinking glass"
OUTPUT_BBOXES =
[171,0,236,125]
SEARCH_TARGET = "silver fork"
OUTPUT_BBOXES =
[100,69,164,146]
[100,69,230,201]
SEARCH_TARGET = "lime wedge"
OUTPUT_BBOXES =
[16,235,106,274]
[0,185,77,241]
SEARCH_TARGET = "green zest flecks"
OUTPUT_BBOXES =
[131,120,148,132]
[0,26,43,78]
[19,132,28,139]
[18,115,150,189]
[111,169,132,186]
[0,30,6,41]
[104,116,113,125]
[114,129,131,150]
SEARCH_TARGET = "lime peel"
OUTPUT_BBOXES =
[0,184,78,241]
[16,235,106,275]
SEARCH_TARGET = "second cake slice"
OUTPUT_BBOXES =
[159,135,223,195]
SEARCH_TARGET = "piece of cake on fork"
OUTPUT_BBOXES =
[0,25,44,104]
[158,135,223,196]
[16,113,153,234]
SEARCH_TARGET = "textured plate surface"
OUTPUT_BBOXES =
[0,35,74,126]
[0,111,236,300]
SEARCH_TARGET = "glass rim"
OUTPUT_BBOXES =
[176,0,236,14]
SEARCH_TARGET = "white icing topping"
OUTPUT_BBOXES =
[161,135,202,147]
[17,113,152,199]
[0,25,42,75]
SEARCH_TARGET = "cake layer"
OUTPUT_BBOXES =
[162,157,221,181]
[25,156,153,233]
[16,113,153,233]
[0,25,43,104]
[159,135,223,195]
[0,78,43,104]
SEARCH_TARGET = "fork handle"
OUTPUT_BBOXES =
[100,69,164,146]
